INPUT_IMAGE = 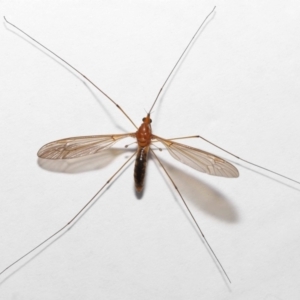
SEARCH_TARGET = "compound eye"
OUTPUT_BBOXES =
[150,119,152,123]
[142,117,145,122]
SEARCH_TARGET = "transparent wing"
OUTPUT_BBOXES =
[38,133,134,159]
[153,135,239,178]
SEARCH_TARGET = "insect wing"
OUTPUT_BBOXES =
[38,133,134,159]
[153,135,239,178]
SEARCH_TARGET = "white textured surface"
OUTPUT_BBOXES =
[1,1,300,299]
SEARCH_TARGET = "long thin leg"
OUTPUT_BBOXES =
[149,6,216,113]
[155,134,300,184]
[168,135,200,141]
[196,135,300,184]
[3,17,137,130]
[0,151,136,276]
[150,149,231,284]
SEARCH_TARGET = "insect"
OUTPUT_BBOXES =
[2,4,300,298]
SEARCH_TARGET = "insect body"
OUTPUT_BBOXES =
[134,114,152,191]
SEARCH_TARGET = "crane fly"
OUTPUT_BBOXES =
[3,7,300,285]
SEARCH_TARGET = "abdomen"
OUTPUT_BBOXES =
[134,146,149,192]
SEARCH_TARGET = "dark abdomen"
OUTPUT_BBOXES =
[134,146,149,192]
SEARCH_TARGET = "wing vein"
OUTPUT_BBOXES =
[152,135,239,178]
[38,133,134,159]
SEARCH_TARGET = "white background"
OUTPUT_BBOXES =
[1,1,300,299]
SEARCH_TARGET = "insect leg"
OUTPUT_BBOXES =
[150,149,231,284]
[167,135,200,141]
[0,151,136,276]
[3,16,137,129]
[197,135,300,185]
